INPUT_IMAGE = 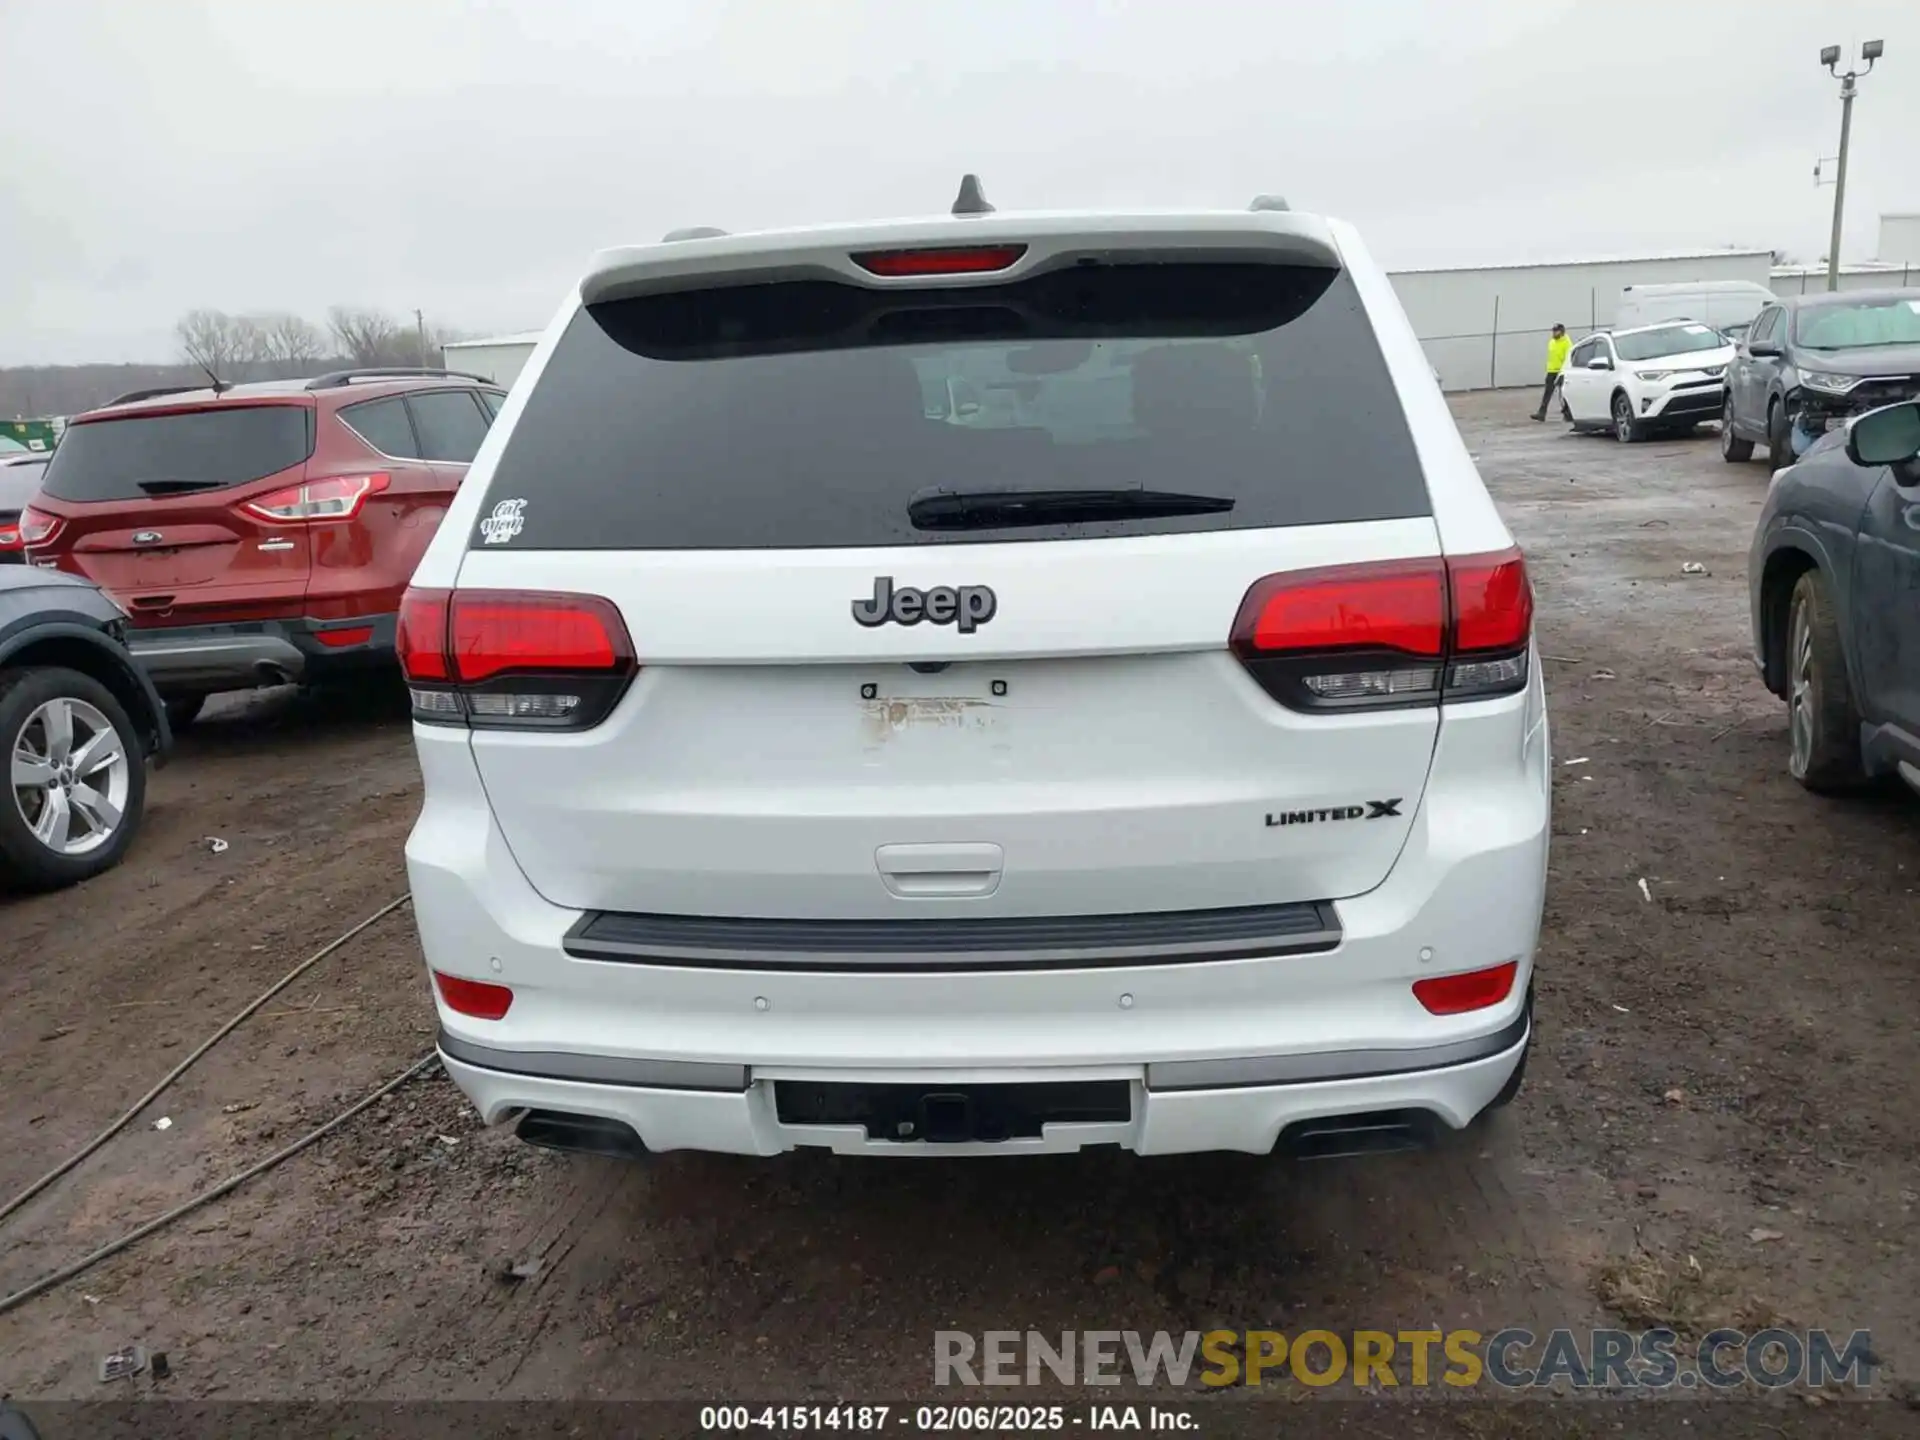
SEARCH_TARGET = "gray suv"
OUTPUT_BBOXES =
[1722,289,1920,469]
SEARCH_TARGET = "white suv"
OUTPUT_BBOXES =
[1558,321,1735,442]
[399,183,1550,1161]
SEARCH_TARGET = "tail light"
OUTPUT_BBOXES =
[432,971,514,1021]
[19,506,64,548]
[1231,547,1533,710]
[399,586,636,730]
[0,520,20,553]
[241,473,389,523]
[1413,960,1519,1016]
[851,245,1027,277]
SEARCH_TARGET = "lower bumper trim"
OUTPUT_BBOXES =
[1145,999,1530,1091]
[436,1029,748,1092]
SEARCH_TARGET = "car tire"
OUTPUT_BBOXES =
[1784,571,1867,794]
[1768,399,1793,472]
[164,693,207,731]
[1611,391,1640,443]
[0,666,149,892]
[1720,396,1754,462]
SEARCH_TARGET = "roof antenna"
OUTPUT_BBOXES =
[196,361,229,395]
[952,174,995,216]
[1248,195,1290,213]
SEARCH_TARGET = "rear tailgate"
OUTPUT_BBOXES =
[445,245,1452,921]
[30,402,315,621]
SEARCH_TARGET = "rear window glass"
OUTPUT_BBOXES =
[41,405,313,503]
[473,263,1430,550]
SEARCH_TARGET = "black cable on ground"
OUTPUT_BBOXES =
[0,1051,437,1318]
[0,893,413,1228]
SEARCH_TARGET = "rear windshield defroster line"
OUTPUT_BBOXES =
[40,404,315,504]
[472,263,1433,551]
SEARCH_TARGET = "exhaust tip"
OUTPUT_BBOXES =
[1276,1108,1439,1161]
[515,1109,647,1161]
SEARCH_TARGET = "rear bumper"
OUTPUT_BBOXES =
[437,1011,1529,1157]
[127,614,395,694]
[406,676,1552,1157]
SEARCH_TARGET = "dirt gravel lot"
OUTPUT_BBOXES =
[3,391,1918,1422]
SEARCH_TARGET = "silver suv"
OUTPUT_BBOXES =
[399,181,1550,1161]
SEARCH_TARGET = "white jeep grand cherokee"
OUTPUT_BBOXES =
[399,181,1550,1161]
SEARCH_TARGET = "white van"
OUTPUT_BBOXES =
[1614,281,1775,341]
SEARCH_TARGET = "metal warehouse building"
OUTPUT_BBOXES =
[1389,250,1774,391]
[441,330,544,387]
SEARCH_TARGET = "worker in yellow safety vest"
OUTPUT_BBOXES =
[1532,324,1572,421]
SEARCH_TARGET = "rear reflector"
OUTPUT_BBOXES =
[432,971,514,1021]
[1412,961,1519,1016]
[0,522,19,552]
[851,245,1028,278]
[398,586,636,730]
[1231,547,1532,710]
[315,625,375,649]
[241,473,389,523]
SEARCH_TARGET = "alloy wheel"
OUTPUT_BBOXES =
[1788,600,1814,779]
[10,696,131,857]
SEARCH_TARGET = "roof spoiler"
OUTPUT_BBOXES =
[304,367,492,390]
[101,384,205,408]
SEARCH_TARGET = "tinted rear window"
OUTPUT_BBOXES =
[476,263,1429,551]
[42,405,314,503]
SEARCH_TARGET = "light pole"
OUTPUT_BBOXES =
[1821,39,1884,293]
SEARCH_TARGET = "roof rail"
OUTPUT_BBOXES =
[663,225,729,242]
[952,174,994,216]
[102,384,204,407]
[1248,195,1290,212]
[303,367,492,391]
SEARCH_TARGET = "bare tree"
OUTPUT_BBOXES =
[230,316,274,373]
[262,312,327,365]
[175,309,244,381]
[327,306,405,366]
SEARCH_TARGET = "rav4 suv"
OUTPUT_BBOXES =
[401,184,1551,1160]
[1558,322,1733,442]
[20,370,505,724]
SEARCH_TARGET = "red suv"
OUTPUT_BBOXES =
[20,369,505,724]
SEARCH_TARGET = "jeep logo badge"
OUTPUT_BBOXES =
[851,576,997,634]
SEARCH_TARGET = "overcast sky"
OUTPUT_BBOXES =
[2,0,1915,365]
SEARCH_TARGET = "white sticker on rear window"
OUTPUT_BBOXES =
[479,497,527,544]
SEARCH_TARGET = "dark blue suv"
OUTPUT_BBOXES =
[1749,398,1920,795]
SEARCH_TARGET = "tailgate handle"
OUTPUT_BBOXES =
[875,843,1004,899]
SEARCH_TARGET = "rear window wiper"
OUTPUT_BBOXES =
[908,487,1236,531]
[133,477,226,495]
